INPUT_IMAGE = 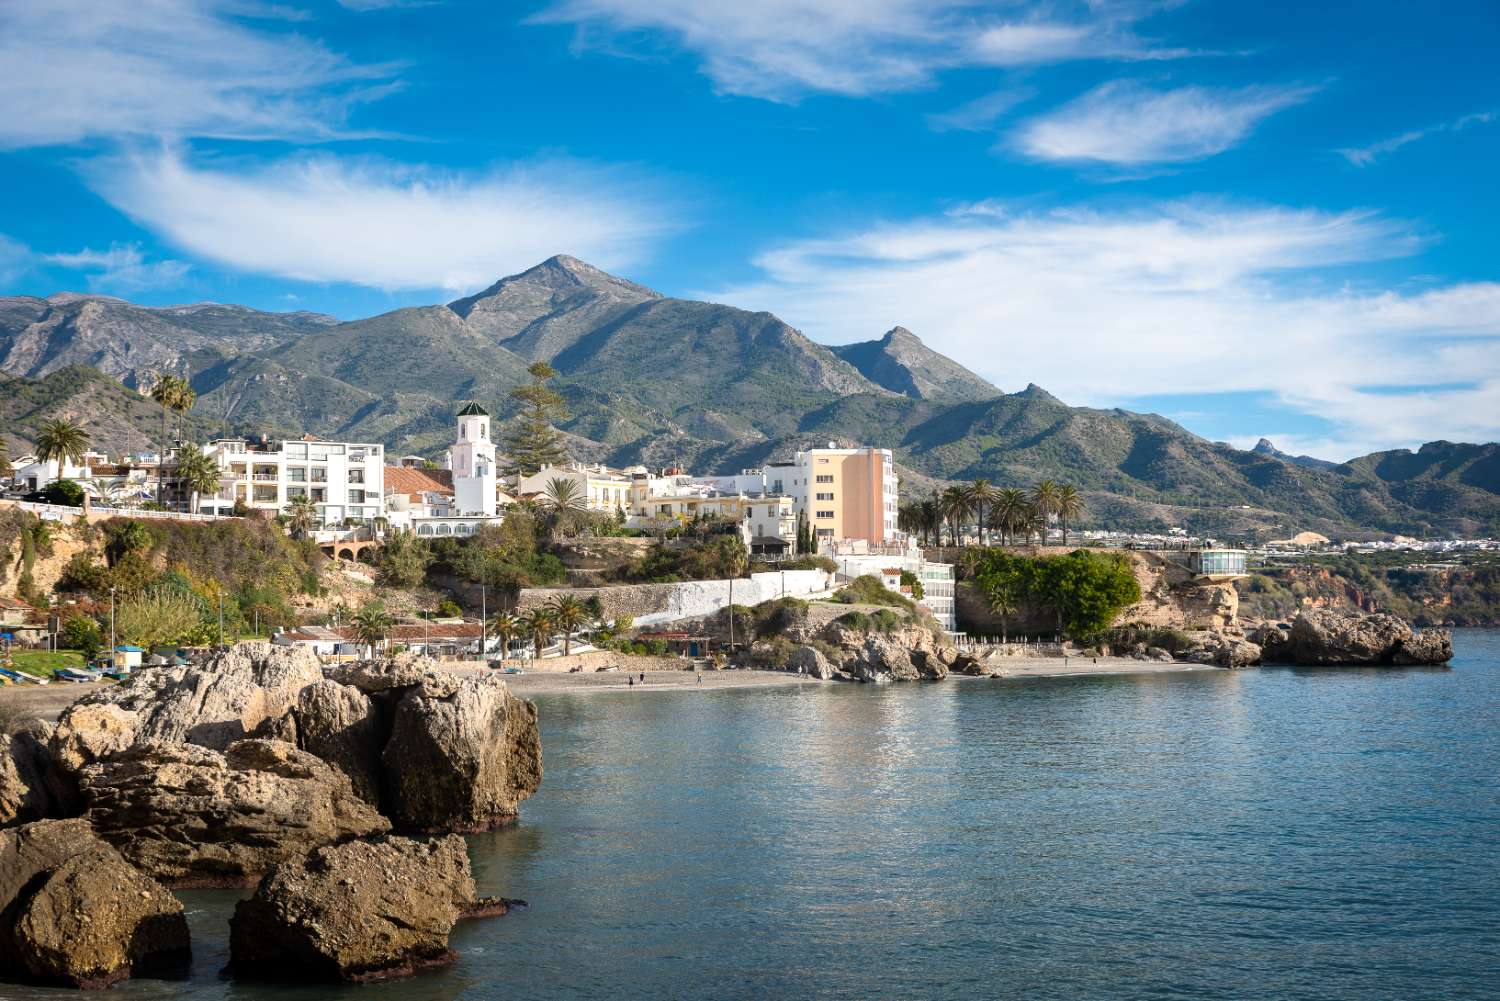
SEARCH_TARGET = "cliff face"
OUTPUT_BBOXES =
[955,548,1239,636]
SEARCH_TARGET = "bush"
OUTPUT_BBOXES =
[751,597,809,638]
[115,587,204,649]
[60,615,103,659]
[37,480,84,507]
[835,610,871,633]
[900,570,924,601]
[832,575,915,610]
[870,608,902,634]
[436,599,463,618]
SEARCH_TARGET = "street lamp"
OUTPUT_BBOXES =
[480,583,487,659]
[109,585,116,660]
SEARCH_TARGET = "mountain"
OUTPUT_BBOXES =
[3,256,1498,539]
[831,326,1000,401]
[1251,438,1338,470]
[0,293,336,388]
[0,366,217,455]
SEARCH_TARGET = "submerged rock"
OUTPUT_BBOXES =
[383,673,541,833]
[80,739,388,886]
[50,644,323,774]
[0,819,189,989]
[228,834,497,983]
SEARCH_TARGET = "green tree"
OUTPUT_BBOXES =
[966,479,997,546]
[35,418,90,472]
[173,443,221,514]
[1031,480,1062,544]
[1055,484,1087,546]
[990,487,1029,547]
[489,610,520,661]
[350,605,392,657]
[283,494,319,540]
[522,606,555,659]
[38,480,85,506]
[61,615,103,659]
[939,486,971,546]
[548,594,587,656]
[377,530,432,587]
[506,362,571,475]
[542,476,588,539]
[149,373,189,505]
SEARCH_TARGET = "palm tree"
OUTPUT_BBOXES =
[150,373,187,505]
[173,443,220,514]
[542,476,588,539]
[1055,484,1087,546]
[939,486,971,546]
[172,383,196,446]
[522,607,555,660]
[1031,480,1062,545]
[917,497,940,547]
[990,487,1028,547]
[284,493,319,540]
[548,595,587,656]
[35,418,90,472]
[349,605,392,658]
[0,434,12,480]
[966,479,997,546]
[489,610,519,662]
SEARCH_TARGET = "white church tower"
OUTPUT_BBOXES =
[451,401,497,516]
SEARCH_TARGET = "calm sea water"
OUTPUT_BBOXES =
[6,631,1498,1001]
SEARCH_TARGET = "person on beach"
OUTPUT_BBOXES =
[628,675,634,688]
[640,671,646,684]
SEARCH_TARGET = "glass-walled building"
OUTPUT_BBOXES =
[1187,549,1248,579]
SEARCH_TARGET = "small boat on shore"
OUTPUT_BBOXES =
[0,665,47,685]
[53,667,101,683]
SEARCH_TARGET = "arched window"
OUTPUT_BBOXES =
[417,524,434,536]
[437,524,452,536]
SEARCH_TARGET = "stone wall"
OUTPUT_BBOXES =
[517,570,834,627]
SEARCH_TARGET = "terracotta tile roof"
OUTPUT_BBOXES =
[384,466,454,499]
[0,596,35,611]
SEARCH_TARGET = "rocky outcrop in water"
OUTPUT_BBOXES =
[79,739,389,886]
[1255,609,1454,666]
[228,834,506,983]
[383,672,542,832]
[291,680,385,805]
[0,819,189,989]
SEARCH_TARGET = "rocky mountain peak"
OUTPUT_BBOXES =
[831,325,999,402]
[449,255,660,321]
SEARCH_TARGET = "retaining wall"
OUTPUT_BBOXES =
[518,569,834,627]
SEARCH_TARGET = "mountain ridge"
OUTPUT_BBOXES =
[3,256,1498,539]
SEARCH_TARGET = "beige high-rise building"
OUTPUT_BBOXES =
[766,444,899,546]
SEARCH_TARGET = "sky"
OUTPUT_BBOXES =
[1,0,1497,461]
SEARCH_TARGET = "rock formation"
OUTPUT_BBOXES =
[291,680,385,805]
[1,720,58,828]
[80,739,388,886]
[50,644,323,774]
[383,673,542,832]
[228,834,499,983]
[1272,608,1453,666]
[0,819,189,989]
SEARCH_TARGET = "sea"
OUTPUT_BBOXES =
[5,630,1497,1000]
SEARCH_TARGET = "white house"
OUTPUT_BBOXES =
[196,436,385,526]
[829,544,956,632]
[385,406,510,537]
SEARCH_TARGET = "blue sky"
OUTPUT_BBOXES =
[1,1,1497,460]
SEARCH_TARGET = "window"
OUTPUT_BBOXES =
[287,467,306,482]
[287,485,307,499]
[816,510,834,519]
[348,469,364,485]
[311,488,327,502]
[348,490,364,504]
[815,492,834,501]
[816,475,834,484]
[310,467,327,483]
[816,528,834,537]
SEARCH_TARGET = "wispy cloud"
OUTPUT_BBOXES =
[1013,80,1317,165]
[43,243,190,293]
[531,1,1194,101]
[0,0,398,148]
[706,201,1500,459]
[87,149,676,293]
[927,88,1034,133]
[0,235,32,286]
[1337,110,1497,167]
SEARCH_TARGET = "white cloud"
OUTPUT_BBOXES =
[0,0,397,148]
[0,235,33,286]
[86,149,675,293]
[43,243,190,293]
[707,202,1500,459]
[927,88,1034,132]
[1014,80,1316,165]
[1337,110,1497,167]
[531,1,1191,101]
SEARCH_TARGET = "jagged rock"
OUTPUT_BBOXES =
[228,834,494,983]
[951,653,987,676]
[1289,609,1413,665]
[293,681,384,805]
[1393,629,1454,666]
[1214,638,1262,668]
[1252,622,1294,662]
[80,739,388,886]
[325,652,440,695]
[1,721,57,829]
[0,819,189,989]
[50,644,323,774]
[852,636,919,682]
[1146,646,1175,662]
[787,645,836,680]
[382,674,541,833]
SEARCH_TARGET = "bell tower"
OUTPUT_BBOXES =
[451,401,497,516]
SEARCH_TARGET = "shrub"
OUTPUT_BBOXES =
[900,570,924,601]
[115,587,205,649]
[437,599,463,618]
[38,480,84,507]
[832,575,915,610]
[60,615,103,659]
[836,610,871,633]
[870,608,902,634]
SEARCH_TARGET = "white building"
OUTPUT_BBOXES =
[517,463,633,512]
[450,402,499,517]
[828,544,956,632]
[385,406,511,537]
[198,436,385,526]
[9,451,103,493]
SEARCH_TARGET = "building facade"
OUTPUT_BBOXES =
[200,437,385,526]
[828,547,956,632]
[764,445,899,547]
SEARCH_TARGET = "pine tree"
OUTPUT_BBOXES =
[506,362,571,475]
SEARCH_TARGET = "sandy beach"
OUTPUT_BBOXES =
[981,656,1224,680]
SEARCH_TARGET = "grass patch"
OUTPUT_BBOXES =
[8,650,86,678]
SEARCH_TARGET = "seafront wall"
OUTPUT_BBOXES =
[518,569,835,627]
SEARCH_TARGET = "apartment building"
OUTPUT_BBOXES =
[828,547,956,632]
[516,463,633,512]
[765,445,899,547]
[200,436,385,526]
[629,490,797,551]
